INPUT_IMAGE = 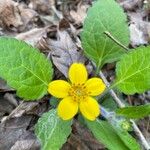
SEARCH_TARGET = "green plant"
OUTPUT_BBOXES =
[0,0,150,150]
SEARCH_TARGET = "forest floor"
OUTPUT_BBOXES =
[0,0,149,150]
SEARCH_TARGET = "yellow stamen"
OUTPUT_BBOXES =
[68,84,89,102]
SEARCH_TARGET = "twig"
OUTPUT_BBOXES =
[100,106,115,119]
[99,71,150,150]
[47,52,51,59]
[104,31,129,51]
[131,120,150,150]
[99,71,125,108]
[146,117,150,132]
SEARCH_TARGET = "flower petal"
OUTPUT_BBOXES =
[79,97,100,121]
[57,97,78,120]
[48,80,71,98]
[85,78,106,96]
[69,63,88,84]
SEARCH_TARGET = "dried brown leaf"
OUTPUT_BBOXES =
[0,0,37,32]
[129,23,147,46]
[17,5,38,32]
[118,0,142,11]
[0,0,23,29]
[4,93,18,107]
[62,121,105,150]
[3,102,40,119]
[29,0,55,14]
[0,78,12,92]
[70,3,88,24]
[0,96,14,117]
[0,115,37,150]
[47,30,86,77]
[10,140,40,150]
[128,12,149,46]
[16,28,48,46]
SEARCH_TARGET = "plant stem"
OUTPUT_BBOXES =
[95,63,101,76]
[104,31,129,52]
[99,71,150,150]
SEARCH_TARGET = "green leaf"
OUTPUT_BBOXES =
[86,119,129,150]
[35,109,72,150]
[113,126,141,150]
[101,95,118,111]
[81,0,129,69]
[0,37,53,100]
[116,104,150,119]
[115,46,150,94]
[85,119,141,150]
[50,97,59,108]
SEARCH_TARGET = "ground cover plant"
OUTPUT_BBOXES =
[0,0,150,150]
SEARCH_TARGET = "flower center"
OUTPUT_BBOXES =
[68,84,89,102]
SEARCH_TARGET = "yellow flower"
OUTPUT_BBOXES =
[48,63,106,121]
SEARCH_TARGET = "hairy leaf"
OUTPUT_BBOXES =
[0,37,53,100]
[85,119,140,150]
[86,119,128,150]
[115,46,150,94]
[35,109,72,150]
[113,126,141,150]
[116,104,150,119]
[81,0,129,69]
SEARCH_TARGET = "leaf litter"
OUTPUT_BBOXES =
[0,0,150,149]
